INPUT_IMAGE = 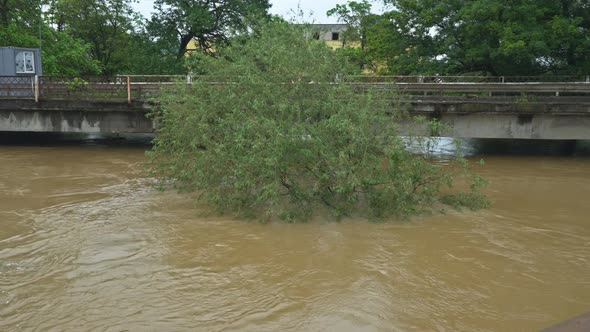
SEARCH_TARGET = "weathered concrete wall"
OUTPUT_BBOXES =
[0,100,154,133]
[405,99,590,139]
[438,113,590,139]
[0,110,154,133]
[1,98,590,139]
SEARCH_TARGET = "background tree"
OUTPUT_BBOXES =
[327,0,372,50]
[0,0,45,48]
[149,0,271,59]
[40,28,102,75]
[123,29,185,75]
[365,1,446,75]
[327,0,377,70]
[0,0,44,28]
[49,0,139,74]
[0,0,101,75]
[375,0,590,75]
[147,20,488,222]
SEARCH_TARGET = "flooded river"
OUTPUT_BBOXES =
[0,137,589,331]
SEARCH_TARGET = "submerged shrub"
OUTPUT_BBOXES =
[147,20,488,222]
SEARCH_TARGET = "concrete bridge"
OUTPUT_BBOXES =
[1,75,589,139]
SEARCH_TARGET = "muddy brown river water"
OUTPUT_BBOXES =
[0,140,589,331]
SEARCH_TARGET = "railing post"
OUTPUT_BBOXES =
[30,76,34,99]
[127,75,131,105]
[34,75,40,103]
[586,75,589,83]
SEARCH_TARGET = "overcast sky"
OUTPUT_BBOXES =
[132,0,385,24]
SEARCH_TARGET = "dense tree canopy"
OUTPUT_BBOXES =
[147,20,488,222]
[1,0,273,75]
[0,0,102,75]
[48,0,138,74]
[372,0,590,75]
[327,0,372,50]
[149,0,271,59]
[1,0,588,76]
[327,0,377,70]
[0,0,43,28]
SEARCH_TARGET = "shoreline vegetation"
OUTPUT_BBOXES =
[147,21,489,222]
[3,1,587,77]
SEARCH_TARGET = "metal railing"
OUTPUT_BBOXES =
[0,75,589,103]
[38,76,129,101]
[348,75,590,83]
[0,76,35,98]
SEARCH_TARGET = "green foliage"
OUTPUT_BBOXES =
[2,0,271,76]
[0,0,43,28]
[149,0,271,59]
[41,28,102,75]
[327,1,372,47]
[0,19,101,75]
[147,21,488,222]
[65,77,88,92]
[122,31,185,75]
[334,47,373,73]
[373,0,590,75]
[441,174,490,211]
[327,1,379,70]
[0,22,39,46]
[364,12,439,75]
[48,0,139,74]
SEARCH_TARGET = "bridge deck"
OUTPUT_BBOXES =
[1,76,589,138]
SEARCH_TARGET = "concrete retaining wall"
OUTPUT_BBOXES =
[1,98,590,139]
[0,99,153,133]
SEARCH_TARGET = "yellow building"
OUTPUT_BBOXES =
[184,24,358,55]
[307,24,358,50]
[186,39,199,53]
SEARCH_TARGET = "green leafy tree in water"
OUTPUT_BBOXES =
[147,20,488,222]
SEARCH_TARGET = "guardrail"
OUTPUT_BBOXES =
[0,76,35,98]
[1,75,589,104]
[347,75,590,83]
[38,76,129,102]
[357,82,590,96]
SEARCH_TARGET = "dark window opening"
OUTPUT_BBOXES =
[332,32,339,41]
[312,32,320,40]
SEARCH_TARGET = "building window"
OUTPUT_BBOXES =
[332,32,340,41]
[15,51,35,74]
[312,32,320,40]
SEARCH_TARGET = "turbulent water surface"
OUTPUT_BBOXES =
[0,137,589,331]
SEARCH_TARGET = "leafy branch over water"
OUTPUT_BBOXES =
[147,20,489,222]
